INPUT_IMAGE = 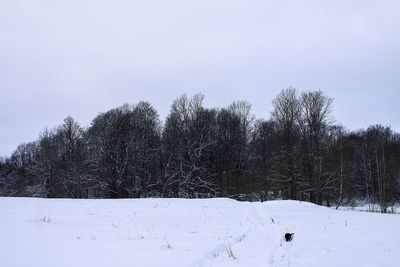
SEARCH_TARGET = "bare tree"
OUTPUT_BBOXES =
[299,90,333,204]
[270,88,302,200]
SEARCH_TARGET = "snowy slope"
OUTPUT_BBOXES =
[0,197,398,267]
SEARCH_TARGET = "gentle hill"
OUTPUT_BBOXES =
[0,198,398,267]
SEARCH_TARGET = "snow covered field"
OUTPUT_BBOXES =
[1,198,399,267]
[336,203,400,214]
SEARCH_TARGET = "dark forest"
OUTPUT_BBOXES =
[1,88,399,213]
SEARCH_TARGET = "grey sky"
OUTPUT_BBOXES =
[1,0,399,157]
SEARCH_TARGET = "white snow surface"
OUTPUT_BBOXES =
[1,197,399,267]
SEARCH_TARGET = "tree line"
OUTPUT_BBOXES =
[1,88,399,212]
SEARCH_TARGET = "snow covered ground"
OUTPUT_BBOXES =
[1,197,399,267]
[336,202,400,214]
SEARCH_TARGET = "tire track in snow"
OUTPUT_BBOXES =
[193,203,293,267]
[192,205,257,267]
[265,208,292,267]
[242,204,292,267]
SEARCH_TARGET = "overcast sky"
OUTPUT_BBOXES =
[1,0,399,157]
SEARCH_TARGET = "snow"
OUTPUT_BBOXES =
[335,202,400,214]
[1,197,399,267]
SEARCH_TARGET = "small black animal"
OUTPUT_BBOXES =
[285,233,294,242]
